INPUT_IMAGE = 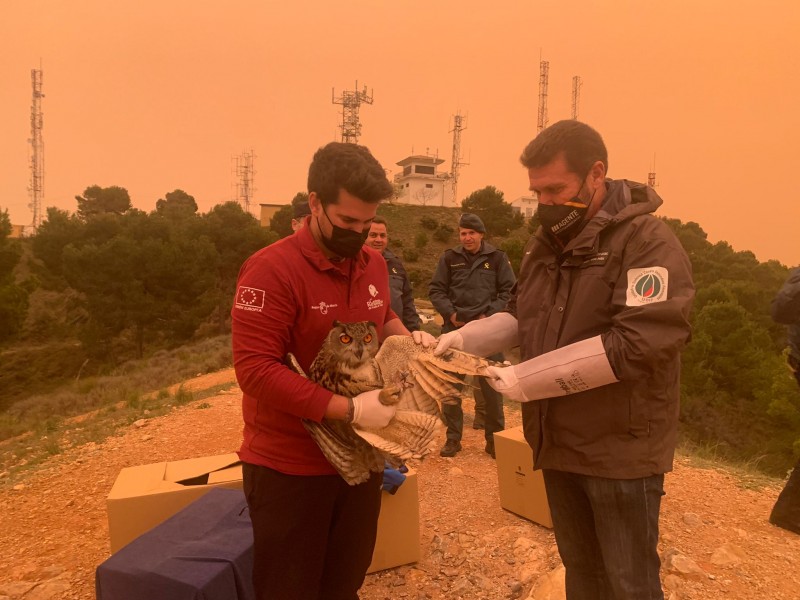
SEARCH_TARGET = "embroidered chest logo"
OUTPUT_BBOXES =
[366,283,384,310]
[311,301,339,315]
[626,267,669,306]
[483,262,491,269]
[235,286,265,312]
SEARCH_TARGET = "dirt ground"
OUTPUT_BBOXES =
[1,369,799,600]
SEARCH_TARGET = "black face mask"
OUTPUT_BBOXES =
[318,206,369,258]
[537,177,595,245]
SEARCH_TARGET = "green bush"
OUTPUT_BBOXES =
[434,225,453,243]
[420,216,439,231]
[414,232,428,249]
[403,249,419,263]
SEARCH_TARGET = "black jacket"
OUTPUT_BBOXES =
[429,241,516,332]
[772,267,800,362]
[383,249,421,332]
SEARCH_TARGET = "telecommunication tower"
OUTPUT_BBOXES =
[449,112,469,204]
[571,75,582,120]
[233,150,256,213]
[331,81,374,143]
[647,155,657,188]
[537,60,549,132]
[28,67,45,230]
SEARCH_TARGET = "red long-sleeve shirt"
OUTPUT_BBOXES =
[232,224,397,475]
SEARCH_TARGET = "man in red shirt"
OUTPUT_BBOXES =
[232,142,430,599]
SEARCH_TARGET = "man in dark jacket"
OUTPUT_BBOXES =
[433,121,695,599]
[769,266,800,534]
[429,213,516,458]
[365,216,422,332]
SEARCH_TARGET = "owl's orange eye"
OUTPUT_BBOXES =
[339,334,352,344]
[363,334,373,343]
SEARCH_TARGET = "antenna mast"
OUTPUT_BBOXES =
[571,75,582,119]
[648,154,657,188]
[331,81,374,143]
[449,112,469,204]
[233,149,256,213]
[537,59,550,132]
[28,66,45,229]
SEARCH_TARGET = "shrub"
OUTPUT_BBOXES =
[414,232,428,249]
[434,225,453,243]
[403,249,419,263]
[420,216,439,231]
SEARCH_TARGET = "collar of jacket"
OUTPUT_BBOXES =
[296,220,371,273]
[534,178,663,256]
[382,248,398,260]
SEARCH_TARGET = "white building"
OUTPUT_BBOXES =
[392,155,456,207]
[510,194,539,220]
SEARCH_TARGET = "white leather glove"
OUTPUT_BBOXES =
[351,390,396,428]
[486,365,530,402]
[434,313,519,357]
[411,330,437,348]
[487,336,619,402]
[433,331,464,356]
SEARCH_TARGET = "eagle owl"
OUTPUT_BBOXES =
[288,320,498,485]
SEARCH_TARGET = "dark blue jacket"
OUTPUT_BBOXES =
[383,249,421,332]
[428,241,516,332]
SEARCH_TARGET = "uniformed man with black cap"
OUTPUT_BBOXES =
[428,213,516,458]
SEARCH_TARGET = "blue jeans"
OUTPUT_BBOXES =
[542,469,665,600]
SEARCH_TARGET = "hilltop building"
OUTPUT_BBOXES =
[392,155,456,207]
[510,195,539,220]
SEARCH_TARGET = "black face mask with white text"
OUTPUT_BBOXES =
[537,176,595,245]
[318,206,369,258]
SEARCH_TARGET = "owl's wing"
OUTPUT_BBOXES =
[374,335,500,417]
[286,352,383,485]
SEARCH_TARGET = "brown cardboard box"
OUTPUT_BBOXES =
[107,454,421,572]
[106,453,243,553]
[494,426,553,528]
[367,469,420,573]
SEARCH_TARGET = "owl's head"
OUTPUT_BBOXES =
[327,320,379,367]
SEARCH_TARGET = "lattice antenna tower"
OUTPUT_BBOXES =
[537,59,550,132]
[449,112,469,203]
[233,150,256,213]
[331,81,374,143]
[571,75,582,120]
[647,154,657,188]
[28,66,45,229]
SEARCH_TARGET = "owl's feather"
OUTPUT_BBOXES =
[289,321,499,485]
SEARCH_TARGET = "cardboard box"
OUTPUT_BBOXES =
[107,453,420,572]
[494,426,553,528]
[106,453,243,553]
[368,469,420,573]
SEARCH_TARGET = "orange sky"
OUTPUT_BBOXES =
[1,1,798,266]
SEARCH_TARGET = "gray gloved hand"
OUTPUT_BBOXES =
[351,390,396,428]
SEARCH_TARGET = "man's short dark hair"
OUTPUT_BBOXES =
[307,142,393,206]
[520,120,608,176]
[371,215,388,227]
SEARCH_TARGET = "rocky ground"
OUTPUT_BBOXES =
[1,369,799,600]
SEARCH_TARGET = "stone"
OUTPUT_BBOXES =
[663,574,683,592]
[133,419,147,428]
[448,467,464,477]
[527,566,565,600]
[710,543,746,566]
[682,512,702,527]
[25,580,71,600]
[663,550,706,578]
[0,581,36,597]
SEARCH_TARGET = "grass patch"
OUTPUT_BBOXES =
[0,335,234,480]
